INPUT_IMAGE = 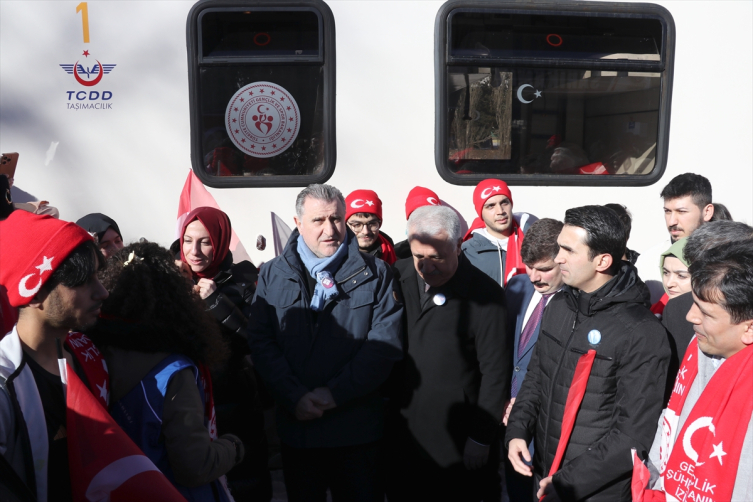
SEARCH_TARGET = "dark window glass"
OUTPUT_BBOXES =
[450,12,662,62]
[446,67,660,176]
[201,10,320,59]
[199,66,325,177]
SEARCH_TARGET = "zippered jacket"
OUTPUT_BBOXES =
[505,262,670,501]
[247,229,403,448]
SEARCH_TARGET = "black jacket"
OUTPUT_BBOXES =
[505,262,670,502]
[392,255,510,468]
[203,252,258,335]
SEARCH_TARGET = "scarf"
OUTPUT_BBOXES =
[463,221,526,286]
[377,234,397,265]
[297,233,349,311]
[647,339,753,502]
[180,207,232,279]
[65,331,110,408]
[651,293,669,316]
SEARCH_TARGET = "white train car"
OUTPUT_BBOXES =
[1,0,750,266]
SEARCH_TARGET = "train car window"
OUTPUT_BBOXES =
[436,2,675,186]
[187,1,336,188]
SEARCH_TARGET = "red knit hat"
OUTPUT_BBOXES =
[405,186,440,219]
[472,179,513,217]
[345,190,383,222]
[0,211,93,307]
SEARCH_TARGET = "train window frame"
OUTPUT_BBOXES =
[186,0,336,188]
[434,0,676,187]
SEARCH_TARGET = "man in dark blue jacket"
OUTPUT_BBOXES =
[247,184,403,501]
[502,218,564,501]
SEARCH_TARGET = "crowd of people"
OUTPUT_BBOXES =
[0,170,751,502]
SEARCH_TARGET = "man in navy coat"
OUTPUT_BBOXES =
[502,218,564,501]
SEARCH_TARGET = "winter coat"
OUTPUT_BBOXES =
[0,327,51,502]
[461,233,508,286]
[87,320,239,493]
[505,262,670,502]
[201,252,257,335]
[391,255,510,467]
[247,229,403,449]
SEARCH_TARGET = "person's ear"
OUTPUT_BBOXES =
[702,203,714,222]
[28,287,51,311]
[741,320,753,346]
[455,238,463,256]
[594,253,613,273]
[293,216,302,232]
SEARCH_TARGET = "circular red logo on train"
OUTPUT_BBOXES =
[225,81,301,158]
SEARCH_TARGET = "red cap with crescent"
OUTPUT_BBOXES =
[405,186,440,219]
[473,179,513,217]
[0,211,93,307]
[345,189,383,222]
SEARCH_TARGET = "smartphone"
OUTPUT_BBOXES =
[0,152,19,179]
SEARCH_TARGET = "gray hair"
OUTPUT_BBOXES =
[295,184,345,218]
[408,205,461,244]
[684,220,753,264]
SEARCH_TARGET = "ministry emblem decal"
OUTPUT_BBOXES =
[225,82,301,158]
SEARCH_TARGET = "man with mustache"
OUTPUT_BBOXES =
[501,218,564,501]
[0,211,110,502]
[388,205,510,501]
[635,173,714,305]
[462,179,531,288]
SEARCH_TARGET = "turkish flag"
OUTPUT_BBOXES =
[176,170,252,263]
[66,364,186,502]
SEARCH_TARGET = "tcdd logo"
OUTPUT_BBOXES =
[60,50,116,87]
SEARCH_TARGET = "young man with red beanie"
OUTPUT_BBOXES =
[462,179,529,287]
[0,211,109,502]
[345,189,398,264]
[393,186,441,260]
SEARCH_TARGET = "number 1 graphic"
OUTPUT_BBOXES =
[77,2,89,43]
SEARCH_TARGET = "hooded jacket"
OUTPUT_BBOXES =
[505,262,670,502]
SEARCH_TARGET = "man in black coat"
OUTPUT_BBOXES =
[387,205,510,501]
[506,205,670,502]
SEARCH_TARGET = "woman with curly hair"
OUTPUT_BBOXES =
[179,206,271,501]
[86,241,243,502]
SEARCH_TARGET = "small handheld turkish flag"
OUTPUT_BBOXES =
[66,363,186,502]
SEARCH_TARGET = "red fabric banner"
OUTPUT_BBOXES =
[66,363,186,502]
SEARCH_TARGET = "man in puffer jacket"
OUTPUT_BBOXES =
[506,205,670,502]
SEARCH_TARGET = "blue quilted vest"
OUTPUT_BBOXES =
[110,354,231,502]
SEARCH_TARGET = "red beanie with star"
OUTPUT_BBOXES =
[0,211,93,307]
[345,190,383,222]
[405,186,440,219]
[473,179,513,217]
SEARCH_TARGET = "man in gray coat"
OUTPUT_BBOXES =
[248,184,403,501]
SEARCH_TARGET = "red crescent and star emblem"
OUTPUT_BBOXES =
[74,60,103,86]
[225,82,301,158]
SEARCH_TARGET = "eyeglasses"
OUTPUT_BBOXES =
[348,220,381,233]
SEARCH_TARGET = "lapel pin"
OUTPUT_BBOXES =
[587,329,602,346]
[433,293,446,306]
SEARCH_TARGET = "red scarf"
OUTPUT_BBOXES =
[643,339,753,502]
[378,234,397,265]
[180,206,232,279]
[463,221,526,286]
[651,293,669,316]
[65,331,109,408]
[197,363,218,440]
